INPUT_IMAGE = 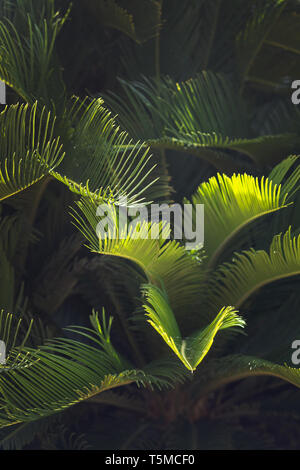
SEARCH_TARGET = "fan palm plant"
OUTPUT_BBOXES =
[1,0,300,450]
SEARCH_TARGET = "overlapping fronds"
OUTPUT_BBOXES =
[0,1,69,107]
[105,73,297,170]
[249,21,300,94]
[70,196,205,316]
[207,228,300,313]
[236,0,287,90]
[0,102,64,201]
[51,96,164,204]
[0,310,178,428]
[143,284,245,372]
[85,0,162,44]
[0,309,36,375]
[147,133,299,171]
[266,9,300,55]
[188,172,290,267]
[0,310,32,356]
[105,73,246,141]
[268,155,300,201]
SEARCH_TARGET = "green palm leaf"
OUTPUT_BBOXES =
[268,155,300,201]
[265,10,300,55]
[70,197,204,316]
[52,97,164,205]
[0,3,69,107]
[0,102,64,202]
[207,228,300,313]
[85,0,162,44]
[0,310,175,428]
[0,310,36,375]
[188,172,290,267]
[194,354,300,398]
[143,284,245,372]
[105,73,298,170]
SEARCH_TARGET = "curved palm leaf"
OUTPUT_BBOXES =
[268,155,300,201]
[0,309,36,375]
[235,0,300,94]
[105,73,299,170]
[85,0,162,44]
[236,0,286,92]
[0,3,69,108]
[0,310,180,428]
[70,197,205,316]
[194,354,300,398]
[0,102,64,202]
[71,197,245,370]
[52,97,166,204]
[143,284,245,372]
[188,172,291,268]
[207,228,300,314]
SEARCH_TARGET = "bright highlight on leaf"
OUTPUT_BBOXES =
[207,227,300,313]
[189,172,289,265]
[0,102,64,201]
[143,284,246,372]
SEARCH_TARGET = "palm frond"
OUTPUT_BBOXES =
[265,9,300,55]
[0,1,69,108]
[105,73,298,170]
[52,96,165,204]
[142,283,245,372]
[71,197,205,317]
[105,73,247,140]
[194,354,300,398]
[0,413,60,450]
[269,155,300,201]
[188,172,291,267]
[0,248,15,314]
[85,0,162,44]
[147,134,299,171]
[0,310,175,428]
[0,102,64,202]
[207,228,300,314]
[236,0,287,92]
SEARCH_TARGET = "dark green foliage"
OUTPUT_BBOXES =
[1,0,300,450]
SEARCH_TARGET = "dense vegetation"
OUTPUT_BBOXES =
[1,0,300,449]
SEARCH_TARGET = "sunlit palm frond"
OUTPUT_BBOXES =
[207,228,300,314]
[142,284,245,372]
[70,196,205,316]
[0,102,64,201]
[147,133,299,171]
[188,172,290,267]
[52,96,165,204]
